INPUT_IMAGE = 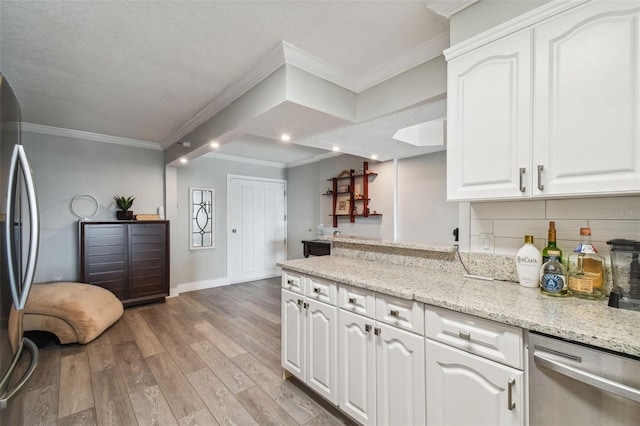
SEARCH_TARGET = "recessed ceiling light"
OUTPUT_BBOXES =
[210,141,220,148]
[371,154,378,160]
[332,146,340,152]
[280,134,291,142]
[180,158,188,164]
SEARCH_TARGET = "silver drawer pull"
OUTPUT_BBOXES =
[365,324,372,333]
[287,279,294,285]
[313,288,321,294]
[348,297,357,304]
[507,378,516,411]
[374,327,381,336]
[389,309,400,317]
[297,299,303,306]
[459,331,471,340]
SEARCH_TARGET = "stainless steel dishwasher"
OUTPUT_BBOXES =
[528,332,640,425]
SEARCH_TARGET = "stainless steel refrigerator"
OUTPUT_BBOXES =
[0,73,39,424]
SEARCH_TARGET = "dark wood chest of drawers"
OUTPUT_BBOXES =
[80,221,169,307]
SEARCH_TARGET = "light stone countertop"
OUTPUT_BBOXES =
[319,235,458,253]
[278,256,640,358]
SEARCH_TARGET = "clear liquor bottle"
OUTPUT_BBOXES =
[540,249,568,297]
[567,228,606,299]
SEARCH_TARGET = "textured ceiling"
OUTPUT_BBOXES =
[1,1,449,165]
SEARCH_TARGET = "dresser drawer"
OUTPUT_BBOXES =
[375,293,424,335]
[338,284,375,317]
[306,275,337,305]
[425,305,523,369]
[282,270,304,294]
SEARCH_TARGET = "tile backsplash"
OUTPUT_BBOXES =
[468,196,640,263]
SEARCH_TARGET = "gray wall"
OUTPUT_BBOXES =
[22,131,165,283]
[173,155,285,286]
[286,151,459,259]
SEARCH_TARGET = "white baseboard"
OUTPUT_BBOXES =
[168,277,231,297]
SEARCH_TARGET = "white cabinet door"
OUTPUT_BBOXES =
[376,322,426,426]
[447,30,533,201]
[306,298,338,404]
[532,1,640,197]
[281,289,305,380]
[338,310,376,426]
[426,339,524,426]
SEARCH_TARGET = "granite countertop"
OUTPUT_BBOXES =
[319,235,458,253]
[278,256,640,358]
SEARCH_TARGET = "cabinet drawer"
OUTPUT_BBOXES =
[306,276,337,305]
[425,305,523,369]
[282,270,304,294]
[375,294,424,336]
[338,284,375,317]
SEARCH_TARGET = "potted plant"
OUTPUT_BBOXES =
[113,195,135,220]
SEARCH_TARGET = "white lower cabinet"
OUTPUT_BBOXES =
[281,287,338,404]
[425,338,524,426]
[338,309,426,426]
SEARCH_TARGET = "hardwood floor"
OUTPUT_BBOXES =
[21,278,354,425]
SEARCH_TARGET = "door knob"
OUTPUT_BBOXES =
[232,229,237,233]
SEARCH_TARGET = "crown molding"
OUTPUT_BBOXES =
[204,152,286,168]
[356,31,449,92]
[444,0,589,60]
[159,43,288,149]
[425,0,480,19]
[22,123,162,150]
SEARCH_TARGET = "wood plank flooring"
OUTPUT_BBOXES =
[20,278,354,426]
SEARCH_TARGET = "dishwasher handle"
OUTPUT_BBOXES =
[534,351,640,403]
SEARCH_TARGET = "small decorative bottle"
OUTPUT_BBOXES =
[542,221,562,264]
[567,228,606,299]
[540,250,568,297]
[516,235,542,288]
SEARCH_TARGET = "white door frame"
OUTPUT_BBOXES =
[226,174,287,283]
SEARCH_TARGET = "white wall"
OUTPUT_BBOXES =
[173,155,285,288]
[22,131,165,283]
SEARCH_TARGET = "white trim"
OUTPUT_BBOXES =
[160,43,288,148]
[22,123,162,150]
[393,158,399,240]
[204,152,286,168]
[444,0,589,60]
[282,41,358,92]
[286,151,343,168]
[426,0,480,19]
[169,277,231,297]
[356,32,450,92]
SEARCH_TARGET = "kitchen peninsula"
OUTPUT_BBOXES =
[278,236,640,425]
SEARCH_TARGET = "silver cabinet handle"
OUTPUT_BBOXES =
[297,299,303,306]
[537,165,544,191]
[232,228,237,233]
[287,279,294,285]
[519,167,526,193]
[507,378,516,411]
[534,352,640,403]
[0,338,38,410]
[303,302,309,309]
[348,297,357,304]
[365,324,372,333]
[313,288,321,294]
[459,331,471,340]
[374,327,381,336]
[389,309,400,317]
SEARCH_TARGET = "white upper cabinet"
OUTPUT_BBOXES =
[447,0,640,201]
[532,1,640,196]
[447,30,533,200]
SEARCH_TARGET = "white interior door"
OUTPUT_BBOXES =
[227,175,286,283]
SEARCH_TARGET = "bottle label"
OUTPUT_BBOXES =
[516,256,539,265]
[574,244,597,254]
[542,273,565,293]
[568,275,594,293]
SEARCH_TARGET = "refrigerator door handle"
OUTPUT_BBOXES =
[5,145,39,310]
[0,338,38,410]
[16,145,39,310]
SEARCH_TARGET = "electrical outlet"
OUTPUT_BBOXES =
[479,233,495,253]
